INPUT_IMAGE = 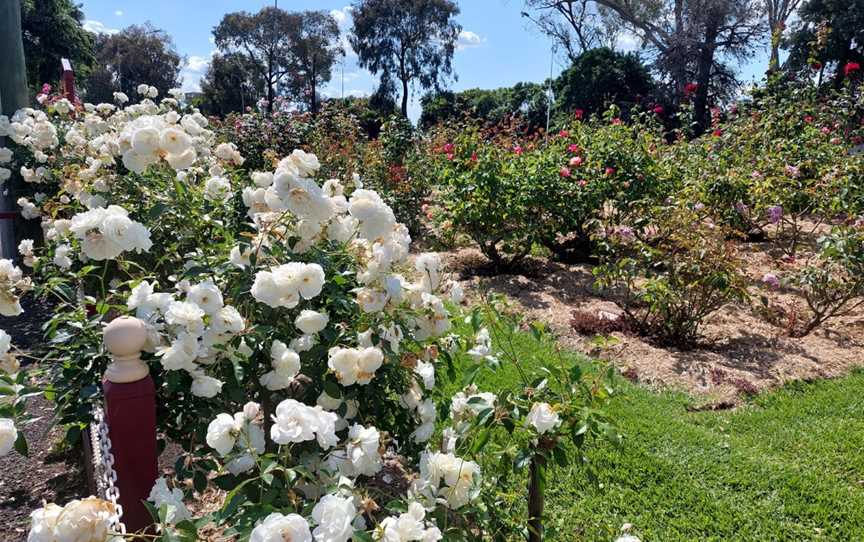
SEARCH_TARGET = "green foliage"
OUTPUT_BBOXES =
[200,52,267,116]
[440,297,620,540]
[594,204,749,346]
[419,83,550,132]
[553,47,654,121]
[21,0,95,93]
[785,0,864,85]
[427,109,673,267]
[673,80,864,251]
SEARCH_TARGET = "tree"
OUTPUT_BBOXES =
[785,0,864,86]
[765,0,802,72]
[523,0,766,133]
[214,7,300,113]
[200,52,265,115]
[83,24,182,103]
[20,0,95,94]
[521,0,613,60]
[554,47,654,117]
[285,11,342,114]
[349,0,462,117]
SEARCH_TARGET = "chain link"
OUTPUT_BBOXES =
[90,404,127,535]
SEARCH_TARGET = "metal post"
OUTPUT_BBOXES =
[102,316,158,534]
[0,0,29,259]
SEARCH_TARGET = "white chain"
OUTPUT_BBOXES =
[90,404,127,535]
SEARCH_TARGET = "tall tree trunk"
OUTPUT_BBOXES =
[0,0,29,259]
[400,77,409,117]
[768,23,782,73]
[310,59,317,115]
[693,31,718,136]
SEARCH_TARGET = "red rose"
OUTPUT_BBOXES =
[558,130,569,138]
[844,62,861,77]
[653,105,664,115]
[567,144,580,154]
[684,82,699,95]
[574,109,584,120]
[605,167,616,176]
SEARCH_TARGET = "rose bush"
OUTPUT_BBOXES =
[4,87,495,540]
[426,109,673,268]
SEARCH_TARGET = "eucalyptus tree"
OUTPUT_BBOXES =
[349,0,462,117]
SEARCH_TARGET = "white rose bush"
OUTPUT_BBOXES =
[2,87,620,541]
[3,91,491,541]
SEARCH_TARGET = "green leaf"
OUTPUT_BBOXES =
[193,470,207,493]
[13,431,28,457]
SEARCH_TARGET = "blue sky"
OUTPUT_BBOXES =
[78,0,772,120]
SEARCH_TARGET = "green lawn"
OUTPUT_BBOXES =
[452,327,864,541]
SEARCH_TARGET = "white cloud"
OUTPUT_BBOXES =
[180,52,215,92]
[114,10,123,16]
[329,6,357,58]
[456,30,484,50]
[83,19,119,35]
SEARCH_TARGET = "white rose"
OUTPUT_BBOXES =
[206,413,238,456]
[250,513,312,542]
[294,310,328,334]
[190,375,223,398]
[186,280,224,315]
[289,149,321,177]
[526,402,561,435]
[0,418,17,456]
[311,494,356,542]
[131,127,160,155]
[204,176,232,202]
[148,477,191,524]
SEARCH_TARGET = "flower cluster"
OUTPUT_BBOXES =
[130,279,245,397]
[28,497,121,542]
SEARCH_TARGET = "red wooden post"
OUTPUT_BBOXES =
[61,58,77,104]
[102,316,158,534]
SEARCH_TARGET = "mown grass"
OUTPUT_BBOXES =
[447,326,864,541]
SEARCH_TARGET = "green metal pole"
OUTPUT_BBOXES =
[0,0,29,258]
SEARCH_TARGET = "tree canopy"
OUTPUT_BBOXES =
[213,7,342,114]
[553,47,653,118]
[523,0,766,133]
[285,11,343,114]
[200,52,266,116]
[350,0,462,116]
[83,24,182,103]
[785,0,864,86]
[21,0,95,93]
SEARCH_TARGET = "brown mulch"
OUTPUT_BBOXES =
[445,240,864,406]
[0,394,85,541]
